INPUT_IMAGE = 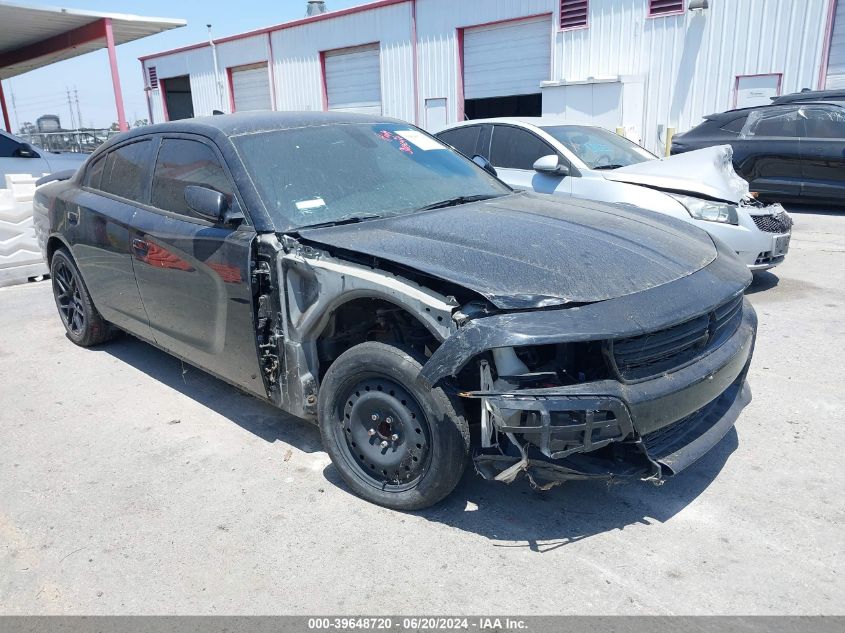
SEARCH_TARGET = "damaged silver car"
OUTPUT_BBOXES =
[437,118,793,272]
[34,112,757,510]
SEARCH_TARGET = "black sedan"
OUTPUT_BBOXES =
[671,101,845,206]
[34,112,756,510]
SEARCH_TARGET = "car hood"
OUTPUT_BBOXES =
[602,145,750,203]
[297,193,717,310]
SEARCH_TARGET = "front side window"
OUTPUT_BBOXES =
[232,122,510,230]
[490,125,557,170]
[99,140,154,203]
[801,106,845,139]
[540,125,655,169]
[0,133,20,158]
[151,139,233,216]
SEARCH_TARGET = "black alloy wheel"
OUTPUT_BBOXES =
[50,248,116,347]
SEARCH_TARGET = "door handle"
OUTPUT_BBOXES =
[67,210,79,225]
[132,238,149,254]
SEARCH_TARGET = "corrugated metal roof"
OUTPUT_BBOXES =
[0,0,185,79]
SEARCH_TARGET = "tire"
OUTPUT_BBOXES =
[318,341,470,511]
[50,248,117,347]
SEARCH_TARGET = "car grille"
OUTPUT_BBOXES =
[610,295,744,382]
[751,212,793,234]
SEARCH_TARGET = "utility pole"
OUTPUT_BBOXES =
[208,25,225,112]
[9,85,19,133]
[74,88,83,130]
[65,88,77,130]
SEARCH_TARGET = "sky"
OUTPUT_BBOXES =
[3,0,362,131]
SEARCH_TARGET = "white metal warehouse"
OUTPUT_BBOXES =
[139,0,843,154]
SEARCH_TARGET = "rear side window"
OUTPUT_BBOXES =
[490,125,556,170]
[100,140,154,202]
[719,116,748,134]
[741,107,804,138]
[151,138,233,217]
[437,126,482,157]
[85,156,105,189]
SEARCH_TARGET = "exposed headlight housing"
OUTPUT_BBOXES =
[669,193,739,225]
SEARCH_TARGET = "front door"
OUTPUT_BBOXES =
[799,105,845,204]
[488,124,572,196]
[0,131,51,182]
[130,135,265,396]
[735,106,805,201]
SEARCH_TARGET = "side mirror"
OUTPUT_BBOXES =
[533,154,569,176]
[184,185,243,224]
[14,143,39,159]
[471,154,497,177]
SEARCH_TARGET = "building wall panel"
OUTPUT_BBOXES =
[271,2,414,122]
[557,0,830,152]
[416,0,554,125]
[140,0,831,152]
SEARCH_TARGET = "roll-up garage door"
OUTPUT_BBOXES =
[231,63,272,112]
[463,16,552,118]
[324,44,382,114]
[827,1,845,89]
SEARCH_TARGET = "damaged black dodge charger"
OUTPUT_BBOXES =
[33,112,757,510]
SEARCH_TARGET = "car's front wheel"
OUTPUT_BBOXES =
[318,341,469,510]
[50,248,116,347]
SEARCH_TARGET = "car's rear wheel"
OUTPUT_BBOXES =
[50,248,116,347]
[318,342,469,510]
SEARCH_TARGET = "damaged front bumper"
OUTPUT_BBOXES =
[461,299,757,487]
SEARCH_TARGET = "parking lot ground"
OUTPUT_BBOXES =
[0,210,843,615]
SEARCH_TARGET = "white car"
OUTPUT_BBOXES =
[436,118,792,271]
[0,129,87,187]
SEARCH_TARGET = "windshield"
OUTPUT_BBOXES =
[232,122,511,230]
[540,125,656,170]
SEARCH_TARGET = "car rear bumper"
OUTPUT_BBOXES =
[470,300,757,484]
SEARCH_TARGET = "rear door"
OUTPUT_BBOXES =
[436,125,483,158]
[129,135,265,396]
[488,124,572,195]
[734,106,805,200]
[799,105,845,203]
[70,140,154,339]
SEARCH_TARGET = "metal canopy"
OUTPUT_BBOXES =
[0,1,185,133]
[0,1,185,79]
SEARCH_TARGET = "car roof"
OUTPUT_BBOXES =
[441,117,598,130]
[771,89,845,104]
[92,111,406,153]
[704,100,845,120]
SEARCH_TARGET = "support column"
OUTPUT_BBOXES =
[0,80,11,133]
[104,18,128,131]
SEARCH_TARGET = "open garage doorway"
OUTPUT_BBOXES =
[162,75,194,121]
[464,94,542,119]
[460,15,551,120]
